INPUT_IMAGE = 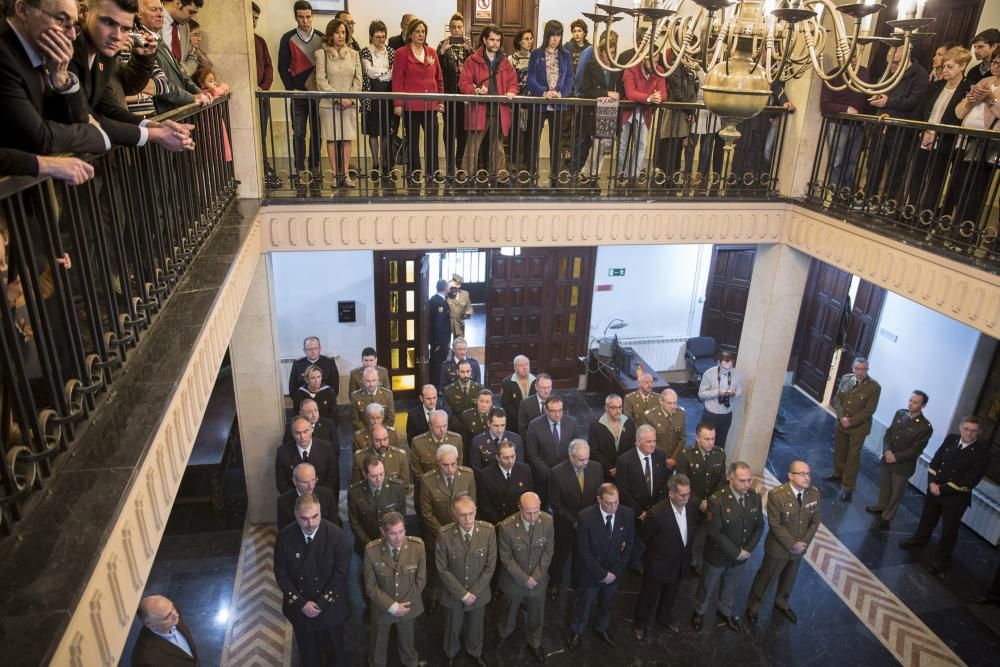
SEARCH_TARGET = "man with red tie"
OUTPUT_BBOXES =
[160,0,200,64]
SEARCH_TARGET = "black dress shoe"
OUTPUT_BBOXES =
[549,586,559,602]
[824,474,842,482]
[691,611,703,631]
[691,564,703,577]
[971,594,1000,606]
[775,607,798,624]
[594,629,616,647]
[927,561,948,576]
[567,633,581,651]
[877,518,890,531]
[529,644,547,663]
[865,505,882,514]
[745,609,759,625]
[898,538,927,550]
[633,626,646,641]
[840,490,853,502]
[716,613,741,632]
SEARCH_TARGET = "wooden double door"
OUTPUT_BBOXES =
[458,0,538,55]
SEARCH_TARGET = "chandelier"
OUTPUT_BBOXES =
[584,0,934,179]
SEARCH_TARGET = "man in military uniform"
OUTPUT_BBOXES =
[420,444,477,609]
[288,336,340,400]
[691,462,763,632]
[517,373,553,436]
[274,494,351,666]
[866,391,933,530]
[443,360,484,432]
[351,366,396,432]
[435,495,497,666]
[500,355,536,435]
[675,423,727,575]
[441,337,483,387]
[900,416,991,575]
[447,273,474,339]
[470,408,524,470]
[348,346,390,394]
[354,402,402,452]
[829,357,881,502]
[411,410,465,484]
[364,511,427,667]
[497,492,554,662]
[461,389,494,458]
[642,389,686,467]
[746,460,821,626]
[349,457,407,554]
[624,372,658,425]
[352,425,411,488]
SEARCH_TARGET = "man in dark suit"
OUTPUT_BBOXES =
[277,463,340,529]
[517,373,552,435]
[568,483,635,651]
[429,279,452,390]
[548,439,603,598]
[616,424,670,569]
[288,336,340,399]
[525,395,578,498]
[460,389,494,458]
[900,416,992,574]
[469,408,524,469]
[406,384,441,445]
[387,12,415,50]
[499,355,535,435]
[588,393,636,481]
[477,441,532,525]
[0,1,110,156]
[132,595,200,666]
[283,398,338,451]
[275,416,339,495]
[633,474,697,638]
[273,493,351,667]
[136,0,211,113]
[440,336,482,386]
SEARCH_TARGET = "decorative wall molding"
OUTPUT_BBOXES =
[49,221,263,667]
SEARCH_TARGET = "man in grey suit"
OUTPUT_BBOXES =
[525,395,578,501]
[137,0,210,112]
[548,440,603,599]
[435,495,497,666]
[517,373,553,435]
[497,492,554,663]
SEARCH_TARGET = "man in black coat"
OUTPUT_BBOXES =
[274,494,351,667]
[283,398,339,452]
[288,336,341,399]
[548,439,603,598]
[428,279,452,389]
[132,595,200,666]
[525,395,578,498]
[440,336,482,386]
[633,474,697,638]
[616,424,670,569]
[499,354,535,434]
[275,416,339,495]
[588,393,636,482]
[517,373,552,435]
[568,483,635,651]
[276,463,341,529]
[406,384,441,445]
[469,408,524,470]
[900,417,992,574]
[477,441,533,525]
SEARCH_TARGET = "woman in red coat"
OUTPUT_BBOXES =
[392,18,444,183]
[458,24,519,181]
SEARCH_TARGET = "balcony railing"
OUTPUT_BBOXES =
[0,97,236,536]
[804,111,1000,270]
[257,91,790,200]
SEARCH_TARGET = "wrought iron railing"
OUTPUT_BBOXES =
[257,91,790,199]
[805,111,1000,270]
[0,97,237,535]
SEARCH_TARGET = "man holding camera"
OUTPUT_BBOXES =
[697,351,743,452]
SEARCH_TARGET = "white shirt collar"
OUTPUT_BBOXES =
[297,442,312,456]
[302,528,317,541]
[600,508,614,524]
[789,482,805,495]
[671,501,686,517]
[7,20,43,68]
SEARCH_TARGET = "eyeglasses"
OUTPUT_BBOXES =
[790,471,811,476]
[31,4,77,33]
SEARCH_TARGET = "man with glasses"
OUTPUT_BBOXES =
[288,335,340,399]
[133,594,201,664]
[745,460,821,626]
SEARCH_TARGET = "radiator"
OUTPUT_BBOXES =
[617,336,689,372]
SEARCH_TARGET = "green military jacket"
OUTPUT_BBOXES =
[351,444,411,486]
[624,389,659,425]
[704,485,764,568]
[642,405,687,460]
[435,520,497,610]
[497,511,554,598]
[350,386,396,432]
[364,536,426,624]
[349,365,390,393]
[419,467,477,535]
[831,374,881,436]
[443,380,484,421]
[347,478,407,549]
[882,409,933,476]
[410,431,464,480]
[675,445,727,506]
[763,483,821,561]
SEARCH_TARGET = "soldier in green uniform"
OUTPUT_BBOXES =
[349,346,390,393]
[745,460,821,625]
[411,410,465,483]
[496,491,554,662]
[866,391,933,529]
[675,422,727,574]
[624,372,659,426]
[829,357,881,501]
[364,511,427,667]
[352,425,411,488]
[349,456,408,555]
[351,366,396,432]
[443,360,485,432]
[460,389,494,459]
[354,402,402,452]
[447,273,474,339]
[691,461,764,632]
[435,495,497,666]
[642,388,687,467]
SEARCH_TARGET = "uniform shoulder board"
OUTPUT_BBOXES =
[499,514,517,527]
[677,405,686,413]
[390,445,408,455]
[353,448,365,456]
[349,479,366,489]
[407,535,424,546]
[350,389,364,399]
[385,477,404,487]
[458,465,474,473]
[475,520,493,529]
[448,430,463,439]
[365,538,384,550]
[643,406,658,416]
[709,487,727,502]
[386,425,397,432]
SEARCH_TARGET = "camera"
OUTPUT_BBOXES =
[128,30,158,49]
[719,393,731,408]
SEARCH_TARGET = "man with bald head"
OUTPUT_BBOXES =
[548,439,603,600]
[588,393,636,481]
[132,594,200,665]
[642,388,687,467]
[275,415,338,495]
[351,365,395,432]
[497,491,554,661]
[277,462,340,529]
[352,423,411,487]
[407,384,442,445]
[283,398,338,449]
[388,12,415,49]
[624,372,658,425]
[500,355,536,434]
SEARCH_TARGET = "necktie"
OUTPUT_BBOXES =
[392,547,399,562]
[493,437,500,448]
[738,495,745,511]
[446,476,454,494]
[551,422,559,443]
[301,448,309,462]
[796,492,802,507]
[464,532,472,547]
[576,468,584,492]
[605,513,613,537]
[305,535,312,545]
[171,23,181,61]
[504,470,510,481]
[374,487,381,503]
[643,456,652,494]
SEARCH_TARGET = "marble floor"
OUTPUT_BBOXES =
[129,384,1000,666]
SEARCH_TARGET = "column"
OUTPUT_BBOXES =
[230,256,284,523]
[726,243,811,475]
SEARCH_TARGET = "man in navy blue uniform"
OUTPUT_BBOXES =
[429,279,452,390]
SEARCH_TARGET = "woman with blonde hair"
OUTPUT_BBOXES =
[316,18,363,188]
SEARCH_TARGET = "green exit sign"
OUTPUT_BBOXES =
[609,268,626,277]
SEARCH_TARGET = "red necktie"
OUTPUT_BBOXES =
[171,23,181,61]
